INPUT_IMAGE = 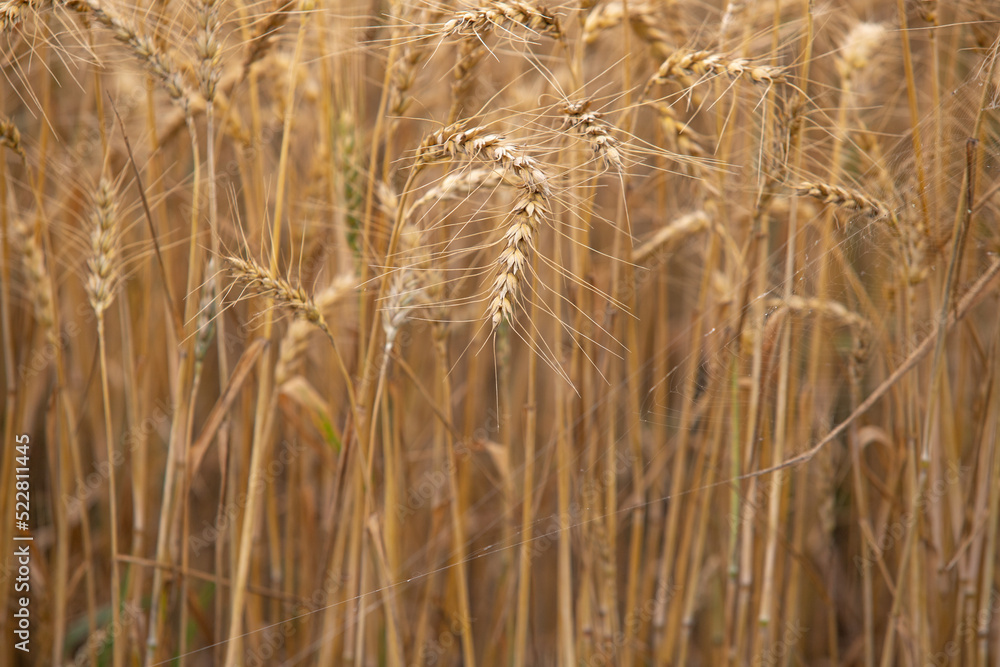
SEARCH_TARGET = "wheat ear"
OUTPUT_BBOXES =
[652,49,784,86]
[194,0,221,102]
[390,38,428,118]
[416,125,552,328]
[407,167,504,217]
[382,269,427,354]
[85,179,120,316]
[583,2,672,58]
[836,22,886,81]
[1,0,44,31]
[0,117,25,159]
[442,0,562,40]
[795,182,889,219]
[632,211,709,265]
[654,104,707,159]
[16,221,56,339]
[225,255,331,334]
[243,0,295,76]
[764,296,870,334]
[561,100,625,172]
[70,0,192,112]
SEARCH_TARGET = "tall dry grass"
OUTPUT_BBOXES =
[2,0,1000,665]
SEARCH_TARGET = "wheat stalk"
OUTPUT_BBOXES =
[194,258,218,364]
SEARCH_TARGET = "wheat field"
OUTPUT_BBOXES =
[2,0,1000,665]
